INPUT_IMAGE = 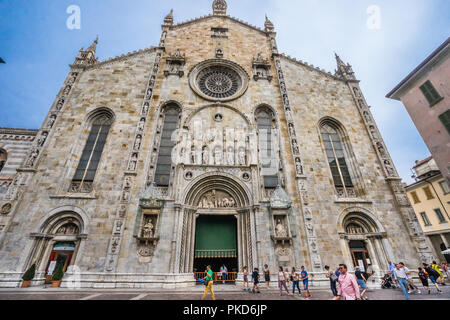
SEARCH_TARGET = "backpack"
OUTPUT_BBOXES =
[330,272,338,282]
[427,267,440,278]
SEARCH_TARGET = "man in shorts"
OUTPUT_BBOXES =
[354,266,369,300]
[300,266,311,299]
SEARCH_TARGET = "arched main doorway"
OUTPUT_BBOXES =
[177,173,256,279]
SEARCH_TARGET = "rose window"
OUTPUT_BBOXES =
[189,60,249,102]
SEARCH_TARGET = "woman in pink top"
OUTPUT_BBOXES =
[335,264,361,300]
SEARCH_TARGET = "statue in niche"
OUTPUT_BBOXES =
[384,160,395,176]
[124,177,132,189]
[142,218,154,238]
[134,135,142,150]
[138,118,145,131]
[202,146,209,165]
[146,88,152,100]
[26,148,39,167]
[363,111,371,123]
[369,126,378,140]
[56,99,64,111]
[288,123,296,137]
[295,157,303,175]
[226,146,234,165]
[275,219,288,238]
[46,115,56,128]
[37,132,48,147]
[214,146,222,165]
[377,142,386,157]
[128,153,138,171]
[237,147,246,166]
[142,103,149,115]
[63,85,71,96]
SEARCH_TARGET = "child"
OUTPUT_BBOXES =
[252,268,261,293]
[243,266,250,292]
[300,266,312,299]
[264,264,271,289]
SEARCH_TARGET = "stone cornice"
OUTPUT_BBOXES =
[82,47,157,71]
[279,54,345,82]
[171,14,267,35]
[0,127,38,137]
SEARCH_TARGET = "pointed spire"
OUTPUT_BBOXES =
[334,52,356,81]
[164,9,174,25]
[212,0,227,16]
[86,36,98,53]
[264,14,274,32]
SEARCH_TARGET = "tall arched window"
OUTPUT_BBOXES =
[155,106,181,187]
[0,149,6,173]
[320,122,354,197]
[256,107,278,189]
[71,111,114,193]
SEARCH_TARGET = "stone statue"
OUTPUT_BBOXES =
[128,154,138,171]
[138,118,145,131]
[214,146,222,165]
[26,148,39,167]
[295,158,303,175]
[134,136,142,150]
[37,132,48,147]
[384,160,395,176]
[143,219,154,238]
[275,219,287,238]
[56,99,64,111]
[142,103,149,115]
[238,147,246,166]
[226,147,234,165]
[202,147,209,165]
[46,115,56,128]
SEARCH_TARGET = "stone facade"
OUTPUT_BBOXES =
[0,1,433,289]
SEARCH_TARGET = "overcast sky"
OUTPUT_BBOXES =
[0,0,449,184]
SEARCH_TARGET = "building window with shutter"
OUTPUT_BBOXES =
[423,186,434,200]
[419,80,443,106]
[434,208,447,224]
[420,212,432,226]
[439,180,450,195]
[439,109,450,135]
[411,191,421,204]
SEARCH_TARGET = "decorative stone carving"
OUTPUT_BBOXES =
[164,49,186,77]
[25,148,39,167]
[56,222,79,235]
[46,115,57,128]
[1,203,12,215]
[270,185,292,209]
[211,27,228,38]
[295,157,303,175]
[212,0,227,15]
[252,53,272,81]
[275,219,288,238]
[128,153,138,171]
[198,190,236,208]
[384,160,396,177]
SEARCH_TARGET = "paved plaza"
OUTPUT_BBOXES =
[0,284,449,300]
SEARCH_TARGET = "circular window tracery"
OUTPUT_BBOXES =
[189,60,249,102]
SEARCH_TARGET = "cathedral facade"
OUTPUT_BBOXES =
[0,0,434,288]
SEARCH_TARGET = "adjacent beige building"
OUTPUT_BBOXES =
[406,157,450,262]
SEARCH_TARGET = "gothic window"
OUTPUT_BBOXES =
[154,106,180,187]
[320,121,355,197]
[256,108,278,189]
[71,112,114,193]
[0,149,6,173]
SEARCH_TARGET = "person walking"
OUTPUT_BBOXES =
[388,260,398,288]
[221,264,228,284]
[432,261,446,285]
[263,264,271,289]
[277,266,290,296]
[325,265,338,298]
[355,266,369,300]
[300,266,311,299]
[442,262,450,282]
[393,263,409,300]
[201,265,216,300]
[335,264,361,300]
[418,267,432,294]
[424,263,443,294]
[243,266,250,292]
[400,263,420,294]
[252,267,261,294]
[291,267,301,296]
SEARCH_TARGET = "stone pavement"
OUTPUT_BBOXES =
[0,283,449,300]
